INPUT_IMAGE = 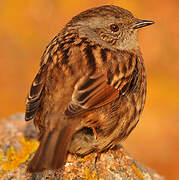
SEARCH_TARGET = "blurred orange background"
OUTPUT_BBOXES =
[0,0,179,179]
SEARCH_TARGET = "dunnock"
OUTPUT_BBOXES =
[25,5,154,172]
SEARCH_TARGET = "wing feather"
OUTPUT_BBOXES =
[25,65,47,121]
[65,52,137,117]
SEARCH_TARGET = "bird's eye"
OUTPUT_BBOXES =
[110,24,119,32]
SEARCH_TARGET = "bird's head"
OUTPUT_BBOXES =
[68,5,154,51]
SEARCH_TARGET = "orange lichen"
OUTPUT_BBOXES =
[132,164,144,179]
[0,138,39,176]
[83,167,97,180]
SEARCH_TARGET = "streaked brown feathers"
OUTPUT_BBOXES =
[25,65,47,121]
[25,5,153,173]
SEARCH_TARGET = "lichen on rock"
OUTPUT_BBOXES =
[0,113,165,180]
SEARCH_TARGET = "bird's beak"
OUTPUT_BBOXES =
[133,19,155,29]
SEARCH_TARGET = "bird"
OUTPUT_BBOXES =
[25,5,154,173]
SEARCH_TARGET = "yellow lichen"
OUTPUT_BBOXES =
[80,154,91,162]
[109,162,115,169]
[132,164,144,179]
[83,167,97,180]
[0,138,39,176]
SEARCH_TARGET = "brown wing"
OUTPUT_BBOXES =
[25,65,47,121]
[25,35,60,121]
[64,73,118,116]
[65,52,137,116]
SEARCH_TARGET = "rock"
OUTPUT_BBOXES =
[0,113,164,180]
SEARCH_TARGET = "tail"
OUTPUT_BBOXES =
[27,125,74,173]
